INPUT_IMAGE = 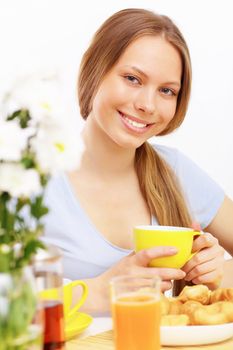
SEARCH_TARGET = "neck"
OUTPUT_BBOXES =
[80,116,136,180]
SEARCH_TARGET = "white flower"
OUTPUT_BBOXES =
[1,72,65,124]
[30,118,81,174]
[0,120,28,161]
[0,164,42,197]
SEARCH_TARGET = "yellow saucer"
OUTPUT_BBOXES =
[65,312,93,340]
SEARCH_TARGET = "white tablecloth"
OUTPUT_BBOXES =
[78,317,112,339]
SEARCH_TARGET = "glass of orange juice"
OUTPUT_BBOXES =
[110,275,161,350]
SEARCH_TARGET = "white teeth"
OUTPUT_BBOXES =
[123,116,147,128]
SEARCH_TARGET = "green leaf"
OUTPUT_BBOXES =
[30,196,49,220]
[0,244,14,272]
[21,153,36,169]
[5,212,15,232]
[7,109,31,128]
[40,174,49,187]
[7,109,22,121]
[16,198,29,213]
[0,194,15,232]
[16,239,45,269]
[23,239,45,263]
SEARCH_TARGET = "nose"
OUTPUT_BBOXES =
[134,88,156,115]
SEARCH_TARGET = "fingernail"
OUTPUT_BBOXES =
[181,271,186,277]
[147,246,178,258]
[168,247,178,254]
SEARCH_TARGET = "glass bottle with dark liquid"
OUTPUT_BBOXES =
[43,300,65,350]
[34,246,66,350]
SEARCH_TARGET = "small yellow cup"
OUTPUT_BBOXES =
[134,225,201,269]
[39,280,88,320]
[63,280,88,319]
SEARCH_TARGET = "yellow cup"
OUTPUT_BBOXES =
[134,225,201,269]
[63,280,88,319]
[39,280,88,320]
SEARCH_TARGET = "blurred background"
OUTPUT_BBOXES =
[1,0,232,197]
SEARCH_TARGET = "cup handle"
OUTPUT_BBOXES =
[187,231,202,261]
[63,280,88,318]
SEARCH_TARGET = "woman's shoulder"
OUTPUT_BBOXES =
[151,142,209,175]
[150,142,217,183]
[150,143,225,228]
[150,143,182,169]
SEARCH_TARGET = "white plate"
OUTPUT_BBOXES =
[161,323,233,346]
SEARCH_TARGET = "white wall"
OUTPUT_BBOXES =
[1,0,232,197]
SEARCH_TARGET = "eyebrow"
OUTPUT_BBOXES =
[123,65,181,88]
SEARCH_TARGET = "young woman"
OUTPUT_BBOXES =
[43,8,233,314]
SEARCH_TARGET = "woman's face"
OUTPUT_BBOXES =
[90,35,182,149]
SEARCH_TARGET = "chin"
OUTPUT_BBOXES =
[115,137,145,150]
[107,129,148,150]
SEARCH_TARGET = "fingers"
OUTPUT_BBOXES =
[184,256,224,282]
[204,278,223,291]
[134,246,178,266]
[191,232,219,253]
[121,249,185,293]
[134,266,186,282]
[155,267,186,281]
[182,231,225,288]
[131,266,185,293]
[183,244,225,274]
[124,252,186,284]
[161,281,173,292]
[191,269,224,286]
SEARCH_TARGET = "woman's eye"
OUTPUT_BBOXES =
[124,75,140,84]
[160,87,176,96]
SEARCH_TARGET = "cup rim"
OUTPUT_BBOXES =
[110,274,161,286]
[134,225,194,231]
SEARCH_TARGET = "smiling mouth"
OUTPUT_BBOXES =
[118,111,152,131]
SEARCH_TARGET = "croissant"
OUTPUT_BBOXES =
[168,298,183,315]
[191,306,227,325]
[161,314,190,326]
[181,300,202,319]
[178,284,210,305]
[210,288,233,303]
[160,285,233,326]
[160,294,183,315]
[191,301,233,325]
[160,293,170,316]
[214,301,233,322]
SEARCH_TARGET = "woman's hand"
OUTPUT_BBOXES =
[101,246,186,292]
[112,247,185,291]
[80,246,186,314]
[182,230,225,290]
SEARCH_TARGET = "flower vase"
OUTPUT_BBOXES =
[0,266,43,350]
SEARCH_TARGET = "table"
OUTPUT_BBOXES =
[66,317,233,350]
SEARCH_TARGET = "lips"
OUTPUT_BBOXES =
[118,111,153,133]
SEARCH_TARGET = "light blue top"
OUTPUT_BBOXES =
[42,144,225,280]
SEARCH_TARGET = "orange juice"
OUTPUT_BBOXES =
[112,293,161,350]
